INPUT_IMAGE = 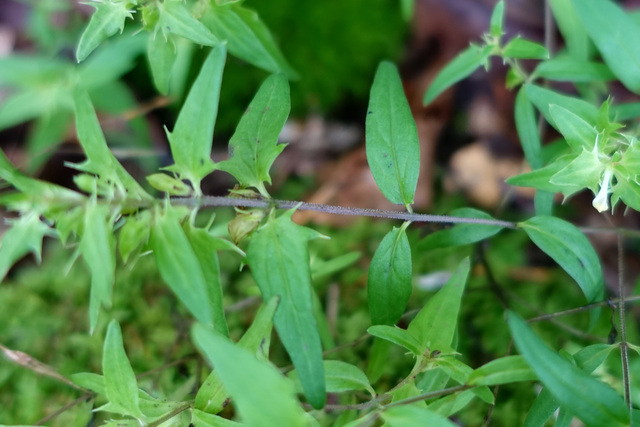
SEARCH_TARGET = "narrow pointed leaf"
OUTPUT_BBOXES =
[572,0,640,93]
[507,311,629,427]
[524,84,598,127]
[192,409,242,427]
[366,62,420,207]
[150,206,213,325]
[76,1,134,62]
[467,356,537,386]
[165,45,225,188]
[184,224,230,337]
[103,320,143,419]
[0,149,84,203]
[549,105,599,152]
[73,88,150,200]
[195,296,279,414]
[407,258,470,352]
[515,89,543,170]
[201,4,297,79]
[81,203,116,333]
[0,213,50,281]
[423,44,492,105]
[118,211,151,263]
[246,210,326,409]
[519,216,603,303]
[367,325,423,355]
[289,360,374,397]
[147,32,177,95]
[368,225,412,325]
[490,1,505,37]
[192,325,308,426]
[549,0,591,60]
[534,57,614,82]
[503,38,549,60]
[157,0,218,46]
[381,405,458,427]
[218,74,290,196]
[418,208,503,250]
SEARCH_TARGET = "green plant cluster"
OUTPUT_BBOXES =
[1,0,640,426]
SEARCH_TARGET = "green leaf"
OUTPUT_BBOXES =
[366,62,420,208]
[147,32,177,95]
[503,37,549,60]
[368,224,412,325]
[515,89,544,170]
[0,213,50,281]
[150,206,214,325]
[524,387,560,427]
[467,356,537,386]
[381,405,458,427]
[217,74,291,197]
[367,325,423,355]
[507,311,630,427]
[519,216,603,303]
[118,211,150,263]
[367,338,391,383]
[236,296,279,358]
[157,0,218,46]
[165,45,225,190]
[550,146,602,195]
[489,1,505,37]
[81,202,116,334]
[534,57,614,82]
[192,325,308,426]
[103,320,143,419]
[192,409,242,427]
[574,344,616,373]
[0,150,84,204]
[506,154,583,196]
[78,33,147,90]
[428,389,477,417]
[183,223,230,337]
[72,88,151,201]
[418,208,503,250]
[146,172,192,196]
[195,296,279,414]
[572,0,640,93]
[436,357,494,404]
[246,209,327,409]
[289,360,375,397]
[610,101,640,121]
[76,1,134,62]
[201,4,298,79]
[423,44,492,105]
[548,104,599,152]
[407,258,470,352]
[72,372,107,394]
[549,0,592,60]
[524,84,599,127]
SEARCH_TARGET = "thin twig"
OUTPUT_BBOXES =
[146,402,192,427]
[527,295,640,323]
[35,393,94,425]
[617,233,632,412]
[172,196,518,228]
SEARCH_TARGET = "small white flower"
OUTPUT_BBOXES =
[592,167,613,212]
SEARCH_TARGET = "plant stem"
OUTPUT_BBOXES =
[617,233,632,412]
[173,196,518,228]
[146,402,192,427]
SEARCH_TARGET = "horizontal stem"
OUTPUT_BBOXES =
[172,196,518,228]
